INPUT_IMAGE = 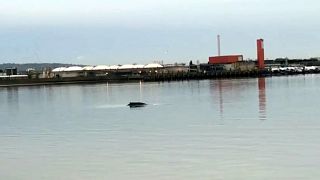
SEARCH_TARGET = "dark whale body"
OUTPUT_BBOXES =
[128,102,147,108]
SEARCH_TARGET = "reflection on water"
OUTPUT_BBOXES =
[139,81,143,102]
[210,78,266,120]
[218,80,224,120]
[1,76,320,179]
[258,78,267,120]
[6,87,19,108]
[211,78,266,121]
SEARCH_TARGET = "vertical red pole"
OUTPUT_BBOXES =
[257,39,265,70]
[217,35,221,56]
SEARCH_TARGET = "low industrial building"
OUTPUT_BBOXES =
[50,63,165,79]
[204,39,266,72]
[52,66,84,78]
[5,67,18,75]
[206,55,256,72]
[0,69,5,76]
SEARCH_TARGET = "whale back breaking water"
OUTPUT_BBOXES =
[127,102,147,108]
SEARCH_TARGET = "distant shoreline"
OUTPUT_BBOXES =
[1,70,318,87]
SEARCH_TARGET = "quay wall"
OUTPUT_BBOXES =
[1,68,319,87]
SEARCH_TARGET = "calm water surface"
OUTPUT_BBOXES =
[1,75,320,179]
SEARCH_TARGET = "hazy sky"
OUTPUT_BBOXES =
[0,0,319,65]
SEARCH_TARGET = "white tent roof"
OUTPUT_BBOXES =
[133,64,145,69]
[82,66,94,70]
[65,66,83,71]
[118,64,135,69]
[93,65,110,70]
[52,67,67,72]
[305,66,317,70]
[109,65,120,70]
[144,63,163,68]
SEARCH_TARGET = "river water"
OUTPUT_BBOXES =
[1,75,320,179]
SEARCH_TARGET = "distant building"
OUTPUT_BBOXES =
[207,55,256,71]
[52,66,84,78]
[50,64,166,78]
[209,55,243,64]
[0,69,5,76]
[5,67,18,75]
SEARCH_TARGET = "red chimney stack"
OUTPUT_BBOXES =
[257,39,265,70]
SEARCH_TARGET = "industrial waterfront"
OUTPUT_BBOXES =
[2,38,320,87]
[2,0,320,179]
[1,75,320,179]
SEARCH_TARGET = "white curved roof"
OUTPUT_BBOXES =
[52,67,67,72]
[82,66,94,70]
[93,65,110,70]
[109,65,120,70]
[305,66,317,70]
[118,64,135,69]
[65,66,83,71]
[133,64,145,69]
[144,63,163,68]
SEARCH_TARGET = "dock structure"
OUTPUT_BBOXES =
[1,65,320,87]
